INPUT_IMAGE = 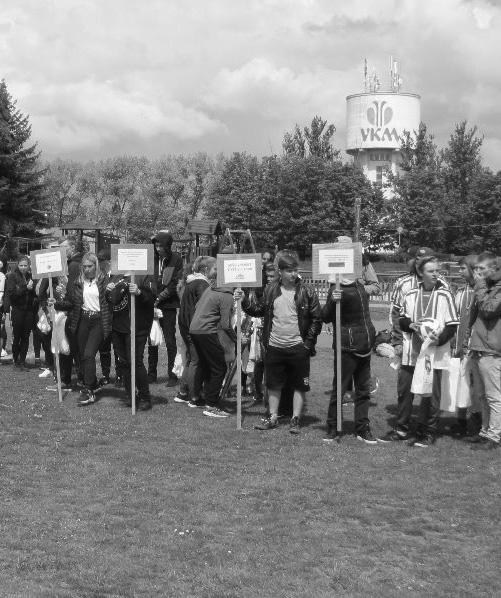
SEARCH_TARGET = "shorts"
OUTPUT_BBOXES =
[265,343,310,392]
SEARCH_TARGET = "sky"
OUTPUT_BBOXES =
[2,0,501,168]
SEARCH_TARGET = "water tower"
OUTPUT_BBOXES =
[346,58,421,188]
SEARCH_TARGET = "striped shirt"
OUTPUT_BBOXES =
[454,284,475,356]
[401,281,459,368]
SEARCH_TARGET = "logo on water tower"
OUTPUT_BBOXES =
[360,100,400,144]
[367,101,393,127]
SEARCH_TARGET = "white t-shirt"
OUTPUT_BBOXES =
[82,279,100,312]
[269,288,302,348]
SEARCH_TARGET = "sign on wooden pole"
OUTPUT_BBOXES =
[111,244,154,415]
[216,253,262,430]
[312,242,363,434]
[30,248,68,404]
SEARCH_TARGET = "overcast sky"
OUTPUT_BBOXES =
[2,0,500,168]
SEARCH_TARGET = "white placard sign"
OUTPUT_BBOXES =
[117,248,148,272]
[318,248,354,275]
[30,248,68,279]
[110,243,154,275]
[217,253,262,288]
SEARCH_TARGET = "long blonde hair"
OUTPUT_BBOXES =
[79,252,100,284]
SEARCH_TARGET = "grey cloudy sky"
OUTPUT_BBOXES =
[2,0,500,168]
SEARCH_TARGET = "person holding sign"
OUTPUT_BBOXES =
[51,253,112,405]
[237,254,322,434]
[6,255,37,370]
[106,274,156,411]
[321,274,377,444]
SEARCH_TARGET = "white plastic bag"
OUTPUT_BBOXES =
[37,311,52,335]
[172,352,184,378]
[149,319,163,347]
[51,312,70,355]
[440,357,460,412]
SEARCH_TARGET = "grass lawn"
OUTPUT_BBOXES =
[1,313,500,597]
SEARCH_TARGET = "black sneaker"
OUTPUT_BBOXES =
[322,427,338,442]
[115,375,123,388]
[166,376,178,388]
[98,376,110,387]
[255,417,278,430]
[289,416,300,435]
[378,429,408,443]
[357,429,378,445]
[78,389,96,406]
[203,406,229,418]
[470,439,499,451]
[147,372,157,383]
[413,434,435,448]
[34,357,42,369]
[188,398,205,409]
[450,420,468,438]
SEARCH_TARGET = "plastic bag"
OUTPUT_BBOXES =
[440,357,472,412]
[37,311,52,335]
[172,352,184,378]
[149,319,163,347]
[51,311,70,355]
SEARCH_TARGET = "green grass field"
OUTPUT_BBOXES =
[1,315,500,597]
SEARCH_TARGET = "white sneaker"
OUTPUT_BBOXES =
[0,349,8,358]
[39,368,53,378]
[203,406,229,418]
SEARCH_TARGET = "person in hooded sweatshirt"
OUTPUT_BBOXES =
[6,255,37,369]
[106,273,156,411]
[175,255,216,407]
[189,273,236,418]
[148,231,183,385]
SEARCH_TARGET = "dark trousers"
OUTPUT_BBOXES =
[32,321,42,358]
[395,365,415,433]
[417,370,442,436]
[1,318,7,350]
[32,320,54,367]
[99,334,116,379]
[327,352,371,433]
[76,315,104,389]
[60,319,81,385]
[191,333,226,407]
[254,359,264,400]
[11,307,34,364]
[113,331,150,401]
[148,309,177,377]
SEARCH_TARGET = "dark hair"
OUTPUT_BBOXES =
[458,254,478,277]
[193,255,216,275]
[277,254,299,270]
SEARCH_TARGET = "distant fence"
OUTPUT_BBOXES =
[300,271,463,305]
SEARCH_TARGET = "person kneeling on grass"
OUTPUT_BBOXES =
[189,279,236,419]
[236,254,322,434]
[321,275,378,444]
[106,275,156,411]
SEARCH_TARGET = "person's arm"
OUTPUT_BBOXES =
[320,285,336,324]
[137,276,156,308]
[220,294,237,343]
[156,254,183,304]
[53,280,74,312]
[304,288,322,351]
[475,279,501,320]
[6,275,27,300]
[361,262,381,296]
[241,290,266,318]
[437,324,457,347]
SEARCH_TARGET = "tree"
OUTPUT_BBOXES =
[282,116,339,160]
[387,123,446,250]
[43,159,83,226]
[0,79,45,237]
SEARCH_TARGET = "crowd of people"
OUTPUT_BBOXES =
[0,236,500,452]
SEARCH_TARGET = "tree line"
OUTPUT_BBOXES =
[1,78,500,256]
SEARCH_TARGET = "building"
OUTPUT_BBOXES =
[346,59,421,189]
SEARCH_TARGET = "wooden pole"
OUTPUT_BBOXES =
[236,286,242,430]
[48,275,63,403]
[130,273,136,415]
[335,274,342,434]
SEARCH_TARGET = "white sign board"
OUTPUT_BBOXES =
[312,242,363,279]
[217,253,262,288]
[30,248,68,279]
[111,244,154,275]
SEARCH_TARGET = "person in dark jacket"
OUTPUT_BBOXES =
[189,281,236,418]
[6,255,37,369]
[52,253,112,405]
[148,231,184,385]
[175,256,216,406]
[321,277,377,443]
[106,274,156,411]
[238,254,322,434]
